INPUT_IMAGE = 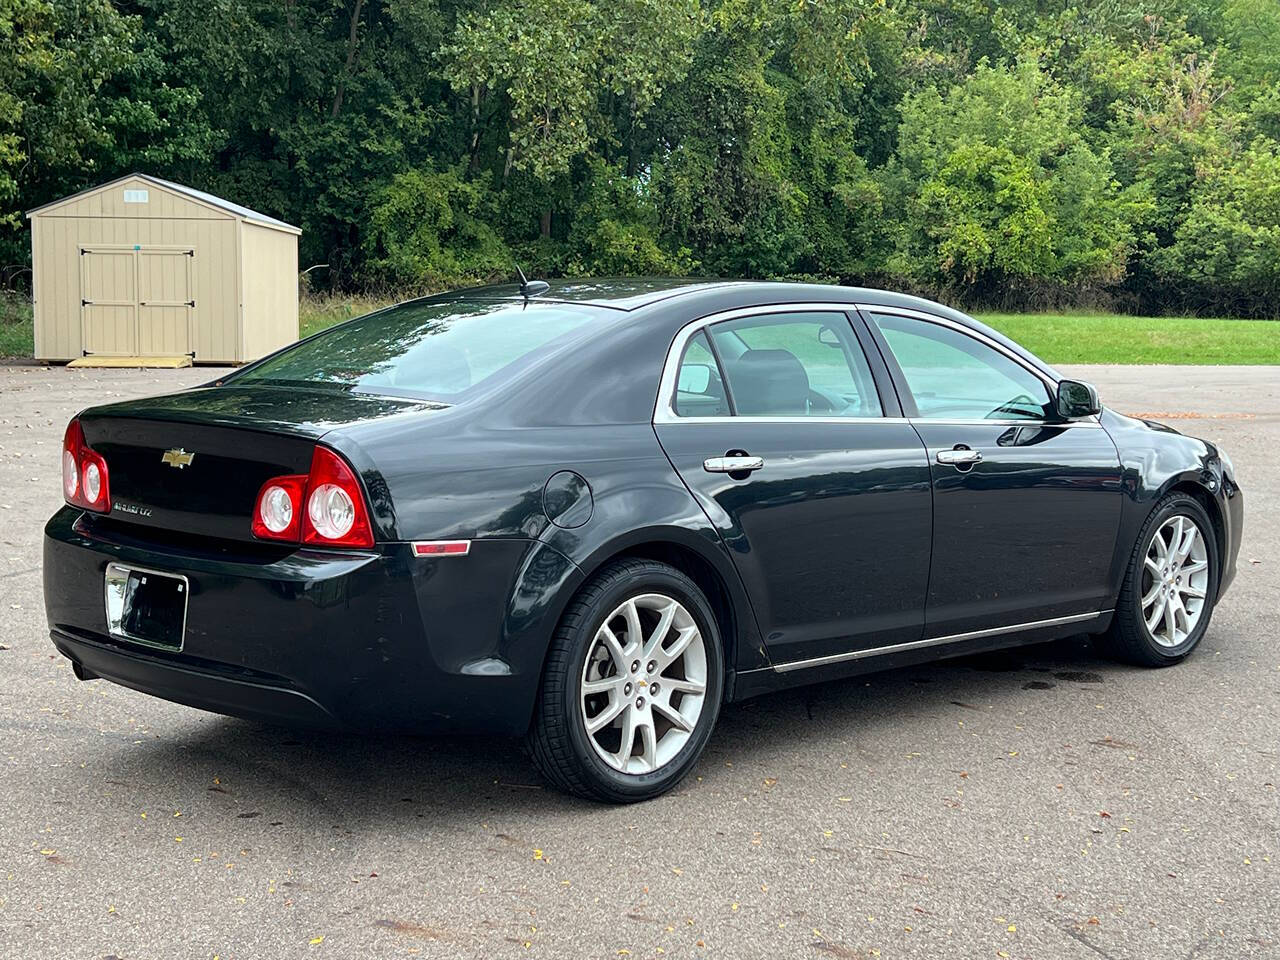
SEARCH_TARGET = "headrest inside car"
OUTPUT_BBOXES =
[731,349,809,416]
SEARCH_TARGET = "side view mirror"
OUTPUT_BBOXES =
[1056,379,1101,419]
[817,326,842,347]
[677,363,712,394]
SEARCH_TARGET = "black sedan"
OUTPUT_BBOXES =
[43,280,1243,802]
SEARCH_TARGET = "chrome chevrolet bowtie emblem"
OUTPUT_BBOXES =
[161,448,195,469]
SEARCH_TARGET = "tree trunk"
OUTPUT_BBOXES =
[626,91,637,178]
[467,83,483,175]
[330,0,365,119]
[540,208,552,239]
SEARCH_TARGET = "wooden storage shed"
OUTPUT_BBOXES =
[27,173,301,364]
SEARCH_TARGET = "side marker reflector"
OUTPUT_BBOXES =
[411,540,471,557]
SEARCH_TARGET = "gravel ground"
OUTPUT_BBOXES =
[0,362,1275,960]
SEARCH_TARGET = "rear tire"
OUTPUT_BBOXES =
[526,558,724,803]
[1099,492,1219,667]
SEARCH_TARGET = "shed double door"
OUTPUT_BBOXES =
[80,247,194,356]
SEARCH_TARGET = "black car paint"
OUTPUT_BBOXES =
[46,508,585,733]
[1099,407,1241,601]
[43,280,1243,736]
[906,419,1124,636]
[656,418,934,665]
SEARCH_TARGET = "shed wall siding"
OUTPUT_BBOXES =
[239,222,299,362]
[32,216,239,361]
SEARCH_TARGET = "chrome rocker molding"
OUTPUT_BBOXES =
[771,610,1111,674]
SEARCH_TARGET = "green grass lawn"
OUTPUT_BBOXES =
[975,312,1280,365]
[0,294,392,359]
[299,301,1278,366]
[299,294,398,339]
[0,293,34,358]
[1,294,1275,364]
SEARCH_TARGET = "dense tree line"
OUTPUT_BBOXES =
[2,0,1278,314]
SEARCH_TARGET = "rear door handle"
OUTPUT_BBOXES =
[936,448,982,466]
[703,456,765,474]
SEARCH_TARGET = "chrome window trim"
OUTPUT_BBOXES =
[653,301,1100,428]
[669,415,913,426]
[915,418,1101,429]
[771,610,1110,674]
[660,414,1099,429]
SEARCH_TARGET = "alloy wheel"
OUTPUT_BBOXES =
[579,593,709,775]
[1140,514,1210,648]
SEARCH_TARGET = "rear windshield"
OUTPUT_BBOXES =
[233,299,612,401]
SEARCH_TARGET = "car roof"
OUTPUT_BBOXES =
[427,277,964,317]
[425,278,745,311]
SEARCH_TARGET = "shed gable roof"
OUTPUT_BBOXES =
[26,173,301,235]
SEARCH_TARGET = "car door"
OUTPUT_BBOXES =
[653,306,933,667]
[862,307,1124,638]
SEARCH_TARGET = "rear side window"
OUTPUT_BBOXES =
[235,300,611,401]
[673,331,730,417]
[705,312,883,418]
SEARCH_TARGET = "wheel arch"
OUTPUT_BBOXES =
[541,525,770,702]
[605,540,741,689]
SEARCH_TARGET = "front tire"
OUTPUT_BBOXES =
[1100,492,1219,666]
[527,559,724,803]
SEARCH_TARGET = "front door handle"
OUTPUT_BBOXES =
[704,455,765,474]
[936,448,982,466]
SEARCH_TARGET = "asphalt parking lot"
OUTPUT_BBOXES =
[1,362,1276,960]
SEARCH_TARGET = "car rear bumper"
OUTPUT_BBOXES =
[43,507,576,735]
[51,628,337,727]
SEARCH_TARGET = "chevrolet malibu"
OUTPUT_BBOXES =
[43,280,1243,802]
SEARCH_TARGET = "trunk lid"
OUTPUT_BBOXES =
[77,385,437,543]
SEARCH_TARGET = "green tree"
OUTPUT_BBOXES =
[649,0,894,280]
[4,0,1280,315]
[362,165,511,290]
[1220,0,1280,106]
[565,158,692,276]
[442,0,700,237]
[0,1,134,230]
[887,59,1138,303]
[1150,137,1280,312]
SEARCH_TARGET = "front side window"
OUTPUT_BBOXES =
[870,313,1053,421]
[234,299,613,401]
[697,312,883,418]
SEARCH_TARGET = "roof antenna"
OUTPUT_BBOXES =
[515,263,550,299]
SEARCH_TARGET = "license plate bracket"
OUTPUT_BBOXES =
[104,562,189,651]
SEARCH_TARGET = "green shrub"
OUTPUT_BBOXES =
[887,60,1138,304]
[1150,137,1280,310]
[361,166,511,290]
[566,159,693,276]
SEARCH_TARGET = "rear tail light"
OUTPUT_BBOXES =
[62,419,111,513]
[252,446,373,548]
[251,475,306,542]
